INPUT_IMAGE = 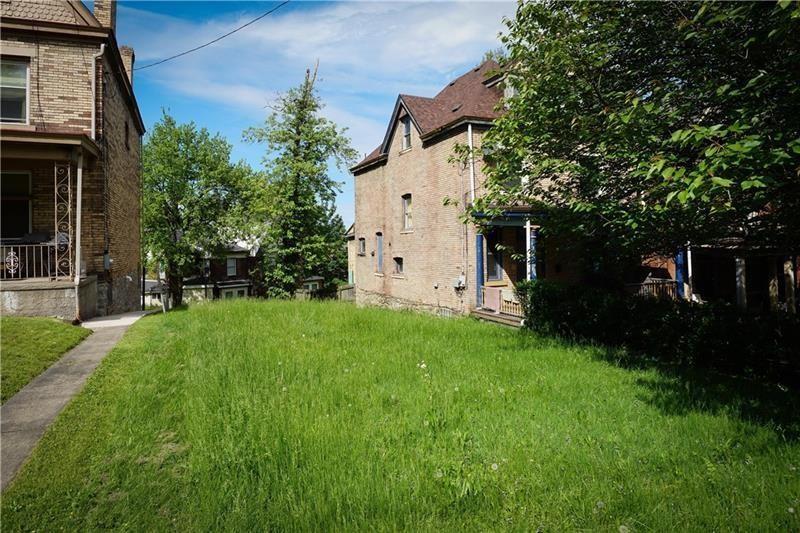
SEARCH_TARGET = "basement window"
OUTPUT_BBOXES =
[0,59,29,124]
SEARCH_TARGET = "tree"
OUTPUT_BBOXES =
[474,1,800,280]
[244,65,357,297]
[143,111,254,305]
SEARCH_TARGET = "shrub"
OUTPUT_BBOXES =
[515,280,800,384]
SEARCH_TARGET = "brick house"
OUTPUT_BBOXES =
[1,0,144,320]
[350,61,798,320]
[181,243,262,302]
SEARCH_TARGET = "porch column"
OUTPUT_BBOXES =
[476,233,484,307]
[74,149,84,321]
[735,256,747,310]
[675,249,686,299]
[526,222,538,281]
[785,257,796,314]
[768,257,779,312]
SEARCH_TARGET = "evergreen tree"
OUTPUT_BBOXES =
[245,66,357,297]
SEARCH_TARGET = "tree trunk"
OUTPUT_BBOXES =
[167,273,183,307]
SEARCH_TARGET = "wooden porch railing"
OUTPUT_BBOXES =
[1,243,60,280]
[481,286,524,317]
[625,279,678,300]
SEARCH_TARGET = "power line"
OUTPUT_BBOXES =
[134,0,291,71]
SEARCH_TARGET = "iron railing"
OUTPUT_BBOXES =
[1,243,63,280]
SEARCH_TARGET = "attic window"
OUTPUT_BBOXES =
[401,116,411,150]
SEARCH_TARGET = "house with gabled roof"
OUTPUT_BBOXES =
[351,60,798,320]
[1,0,144,320]
[350,60,586,322]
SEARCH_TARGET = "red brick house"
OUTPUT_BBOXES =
[1,0,144,320]
[350,61,798,322]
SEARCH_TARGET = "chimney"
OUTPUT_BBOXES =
[94,0,117,31]
[120,46,135,85]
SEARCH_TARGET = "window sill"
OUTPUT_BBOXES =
[485,280,507,287]
[391,274,406,279]
[374,273,384,277]
[357,253,366,257]
[400,229,414,234]
[399,147,412,155]
[0,123,35,131]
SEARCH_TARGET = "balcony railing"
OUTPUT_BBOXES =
[481,286,524,317]
[1,243,66,280]
[625,279,678,300]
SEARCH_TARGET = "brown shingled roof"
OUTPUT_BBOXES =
[1,0,100,26]
[352,60,503,172]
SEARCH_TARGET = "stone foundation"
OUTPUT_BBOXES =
[1,276,97,320]
[355,287,467,318]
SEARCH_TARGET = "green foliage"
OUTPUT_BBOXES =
[143,111,257,305]
[3,300,799,530]
[478,1,800,265]
[244,67,357,297]
[0,317,90,403]
[516,279,800,383]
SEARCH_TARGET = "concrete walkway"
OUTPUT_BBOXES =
[0,310,151,491]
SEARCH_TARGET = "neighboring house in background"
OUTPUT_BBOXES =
[0,0,144,320]
[350,60,798,321]
[180,243,260,302]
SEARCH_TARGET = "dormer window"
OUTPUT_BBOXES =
[401,116,411,150]
[0,59,29,124]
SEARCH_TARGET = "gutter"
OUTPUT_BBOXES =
[467,123,476,204]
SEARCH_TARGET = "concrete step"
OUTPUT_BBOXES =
[472,308,523,328]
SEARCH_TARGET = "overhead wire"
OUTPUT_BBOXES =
[134,0,291,71]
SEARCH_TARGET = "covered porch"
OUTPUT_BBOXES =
[474,212,541,320]
[1,129,101,319]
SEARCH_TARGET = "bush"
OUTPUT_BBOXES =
[515,280,800,384]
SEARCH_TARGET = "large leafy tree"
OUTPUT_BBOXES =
[476,1,800,279]
[244,66,356,297]
[143,112,254,305]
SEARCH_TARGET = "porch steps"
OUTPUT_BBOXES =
[472,308,523,328]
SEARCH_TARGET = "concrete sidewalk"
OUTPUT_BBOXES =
[0,310,150,491]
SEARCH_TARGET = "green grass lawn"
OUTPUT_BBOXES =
[2,300,798,531]
[1,316,91,404]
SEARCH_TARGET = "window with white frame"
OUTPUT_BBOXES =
[1,172,31,239]
[226,257,237,277]
[358,237,366,255]
[0,59,29,124]
[402,194,412,230]
[401,116,411,150]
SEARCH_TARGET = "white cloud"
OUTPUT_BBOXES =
[118,1,515,224]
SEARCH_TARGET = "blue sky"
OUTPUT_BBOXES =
[115,1,514,226]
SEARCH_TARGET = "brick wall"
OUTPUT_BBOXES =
[353,120,482,315]
[99,58,141,314]
[1,35,96,134]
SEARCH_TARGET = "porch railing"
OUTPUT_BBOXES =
[1,243,62,280]
[625,279,678,300]
[481,286,524,317]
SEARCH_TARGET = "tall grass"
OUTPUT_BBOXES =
[2,300,798,531]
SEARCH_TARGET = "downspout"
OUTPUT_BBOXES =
[74,149,84,322]
[467,123,476,203]
[91,44,106,140]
